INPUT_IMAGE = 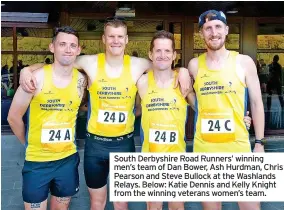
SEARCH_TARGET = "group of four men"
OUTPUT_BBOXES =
[8,9,264,210]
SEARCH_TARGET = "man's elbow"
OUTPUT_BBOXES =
[7,114,17,126]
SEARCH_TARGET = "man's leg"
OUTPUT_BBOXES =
[113,133,136,210]
[201,202,222,210]
[238,202,260,210]
[168,202,184,210]
[24,201,48,210]
[50,196,71,210]
[147,202,163,210]
[84,137,110,210]
[88,185,108,210]
[22,161,51,210]
[49,152,80,210]
[113,201,128,210]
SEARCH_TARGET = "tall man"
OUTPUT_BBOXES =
[8,26,86,210]
[188,10,265,210]
[19,17,190,210]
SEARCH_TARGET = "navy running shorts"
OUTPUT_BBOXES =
[84,132,135,189]
[22,152,80,203]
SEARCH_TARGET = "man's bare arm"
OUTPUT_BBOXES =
[186,90,196,111]
[136,73,149,100]
[20,63,45,91]
[134,93,142,117]
[243,55,265,151]
[7,86,34,144]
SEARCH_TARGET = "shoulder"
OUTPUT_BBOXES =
[130,56,151,69]
[137,73,148,88]
[137,73,149,99]
[237,54,255,66]
[75,54,98,67]
[237,54,256,71]
[32,67,44,84]
[188,57,199,76]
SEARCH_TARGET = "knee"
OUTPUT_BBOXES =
[90,201,106,210]
[114,202,128,210]
[203,208,221,210]
[202,203,222,210]
[169,207,184,210]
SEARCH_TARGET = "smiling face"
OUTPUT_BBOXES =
[200,19,229,51]
[49,32,81,66]
[102,25,128,56]
[149,38,176,71]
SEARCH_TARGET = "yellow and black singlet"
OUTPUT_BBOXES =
[25,64,81,161]
[193,51,251,152]
[87,53,137,137]
[141,70,188,153]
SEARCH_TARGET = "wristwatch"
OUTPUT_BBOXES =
[255,138,266,146]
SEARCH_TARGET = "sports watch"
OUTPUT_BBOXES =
[255,138,266,146]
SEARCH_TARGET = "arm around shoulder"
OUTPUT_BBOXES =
[136,73,149,99]
[74,55,98,75]
[132,57,152,80]
[187,57,199,78]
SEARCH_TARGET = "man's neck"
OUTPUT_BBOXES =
[105,51,124,68]
[52,62,73,77]
[206,46,229,62]
[153,68,173,83]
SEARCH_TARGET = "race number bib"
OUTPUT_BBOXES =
[41,122,74,153]
[201,119,234,133]
[97,110,128,124]
[149,129,178,144]
[200,109,236,143]
[41,128,72,143]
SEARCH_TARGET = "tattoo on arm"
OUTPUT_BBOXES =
[77,77,88,100]
[55,197,71,206]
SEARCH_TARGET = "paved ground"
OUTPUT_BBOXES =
[2,135,284,210]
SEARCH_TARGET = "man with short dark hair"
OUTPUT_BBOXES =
[8,26,86,210]
[188,10,264,210]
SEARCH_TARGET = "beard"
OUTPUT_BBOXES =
[205,38,225,51]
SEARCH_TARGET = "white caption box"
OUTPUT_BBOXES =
[109,153,284,202]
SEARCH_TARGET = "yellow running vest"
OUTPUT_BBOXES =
[25,65,81,161]
[193,51,251,152]
[87,53,137,137]
[141,71,188,153]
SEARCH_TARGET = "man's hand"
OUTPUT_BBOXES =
[244,111,252,130]
[253,143,265,153]
[20,67,37,93]
[174,67,191,97]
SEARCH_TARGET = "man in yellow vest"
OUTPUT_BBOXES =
[19,17,190,210]
[137,30,252,210]
[187,10,265,210]
[8,26,86,210]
